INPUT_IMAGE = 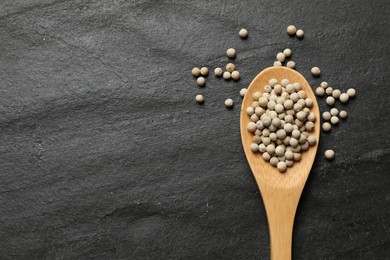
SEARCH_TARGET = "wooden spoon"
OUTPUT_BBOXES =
[240,67,320,260]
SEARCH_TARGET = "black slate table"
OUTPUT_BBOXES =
[0,0,389,259]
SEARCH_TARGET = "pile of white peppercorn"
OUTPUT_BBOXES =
[246,78,317,172]
[191,26,357,161]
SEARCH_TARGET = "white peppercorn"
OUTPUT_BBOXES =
[214,67,222,77]
[262,116,271,127]
[275,104,284,113]
[296,29,304,38]
[293,82,301,91]
[301,142,309,151]
[246,107,255,115]
[258,97,268,108]
[256,121,264,130]
[240,88,247,97]
[289,137,299,147]
[273,61,282,67]
[276,52,286,62]
[195,94,204,103]
[307,136,316,146]
[330,108,339,116]
[269,132,277,142]
[266,144,276,154]
[273,85,282,95]
[259,144,267,153]
[277,161,287,172]
[339,93,349,103]
[326,96,335,106]
[325,149,335,160]
[192,67,201,77]
[305,121,315,131]
[200,67,209,76]
[197,77,206,86]
[293,152,302,161]
[270,157,279,166]
[311,67,321,76]
[226,48,236,59]
[325,87,333,95]
[262,152,271,161]
[292,129,301,139]
[252,101,259,108]
[269,78,278,86]
[262,137,271,146]
[225,98,234,108]
[280,79,289,87]
[225,63,235,73]
[347,88,356,97]
[252,91,261,101]
[286,160,294,167]
[251,114,259,122]
[286,61,296,69]
[284,123,293,133]
[320,82,328,89]
[223,71,231,80]
[322,122,331,132]
[285,84,295,94]
[247,122,256,132]
[315,87,325,96]
[339,110,348,119]
[308,112,316,122]
[287,25,297,35]
[239,28,248,38]
[330,116,339,125]
[250,143,259,152]
[283,48,292,57]
[231,71,240,80]
[296,111,306,121]
[289,92,298,102]
[264,85,272,93]
[305,98,313,108]
[332,89,341,99]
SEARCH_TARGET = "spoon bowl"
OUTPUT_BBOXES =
[240,67,320,260]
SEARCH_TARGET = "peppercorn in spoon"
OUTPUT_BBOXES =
[240,67,320,260]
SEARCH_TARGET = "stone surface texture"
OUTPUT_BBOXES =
[0,0,389,259]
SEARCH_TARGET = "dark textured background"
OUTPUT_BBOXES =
[0,0,389,259]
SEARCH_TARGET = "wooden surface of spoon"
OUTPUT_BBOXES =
[240,67,320,260]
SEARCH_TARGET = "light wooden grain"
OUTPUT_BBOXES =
[240,67,320,260]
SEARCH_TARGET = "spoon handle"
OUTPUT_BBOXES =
[261,187,301,260]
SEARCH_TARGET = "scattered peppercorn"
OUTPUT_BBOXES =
[223,71,231,80]
[276,52,286,62]
[214,67,223,77]
[311,67,321,76]
[287,25,297,36]
[347,88,356,97]
[197,77,206,87]
[286,61,296,69]
[192,67,201,77]
[296,29,304,38]
[339,93,349,103]
[240,88,247,97]
[325,149,335,160]
[226,63,236,72]
[195,94,204,103]
[239,28,248,38]
[200,67,209,76]
[231,71,240,81]
[274,61,282,67]
[225,98,234,108]
[226,48,236,59]
[339,110,348,119]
